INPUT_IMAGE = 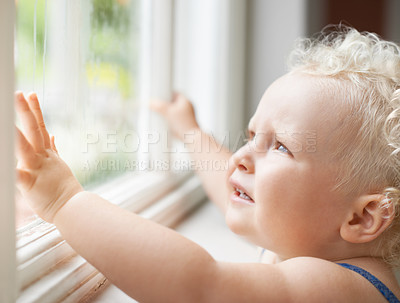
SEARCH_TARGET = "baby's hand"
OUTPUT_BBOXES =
[150,93,200,141]
[15,92,83,223]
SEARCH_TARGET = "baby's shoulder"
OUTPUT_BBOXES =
[274,257,392,303]
[212,256,395,302]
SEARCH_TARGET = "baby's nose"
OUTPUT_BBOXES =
[232,145,254,173]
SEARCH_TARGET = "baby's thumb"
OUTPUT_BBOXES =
[16,169,33,190]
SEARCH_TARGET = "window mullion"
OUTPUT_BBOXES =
[0,1,16,301]
[149,0,174,165]
[215,0,247,147]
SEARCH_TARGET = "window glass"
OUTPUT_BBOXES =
[15,0,143,228]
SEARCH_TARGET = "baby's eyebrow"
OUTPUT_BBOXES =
[275,131,306,153]
[275,131,302,141]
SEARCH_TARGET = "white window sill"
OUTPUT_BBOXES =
[16,170,204,303]
[89,201,258,303]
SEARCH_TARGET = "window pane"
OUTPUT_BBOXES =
[15,0,144,228]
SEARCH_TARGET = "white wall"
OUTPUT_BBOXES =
[386,0,400,43]
[245,0,307,122]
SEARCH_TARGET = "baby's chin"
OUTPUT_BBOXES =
[225,212,282,253]
[224,204,254,236]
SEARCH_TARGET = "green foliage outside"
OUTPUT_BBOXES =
[15,0,141,187]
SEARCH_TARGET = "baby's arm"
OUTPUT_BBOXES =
[15,92,213,300]
[151,93,232,213]
[14,92,236,301]
[15,93,368,303]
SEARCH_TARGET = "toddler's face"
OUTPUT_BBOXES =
[226,72,354,260]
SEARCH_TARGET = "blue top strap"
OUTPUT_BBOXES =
[337,263,400,303]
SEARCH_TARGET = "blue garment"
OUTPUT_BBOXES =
[338,263,400,303]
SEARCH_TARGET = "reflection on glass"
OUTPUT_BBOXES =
[15,0,142,228]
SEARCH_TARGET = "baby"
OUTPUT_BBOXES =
[16,26,400,302]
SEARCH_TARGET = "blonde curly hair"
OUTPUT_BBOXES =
[287,25,400,267]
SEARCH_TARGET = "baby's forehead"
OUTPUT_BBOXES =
[249,73,360,152]
[252,73,351,127]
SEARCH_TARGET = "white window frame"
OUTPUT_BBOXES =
[7,0,206,302]
[16,173,205,303]
[0,1,17,302]
[173,0,247,148]
[4,0,249,301]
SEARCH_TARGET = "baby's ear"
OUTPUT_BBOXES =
[340,194,395,244]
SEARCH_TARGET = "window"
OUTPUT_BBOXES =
[15,0,144,228]
[2,0,248,301]
[9,0,206,301]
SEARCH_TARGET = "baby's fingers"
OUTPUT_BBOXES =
[149,99,169,115]
[50,135,58,154]
[15,92,45,153]
[27,93,51,149]
[15,126,40,169]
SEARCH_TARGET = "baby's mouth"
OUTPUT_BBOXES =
[228,177,255,203]
[234,187,254,202]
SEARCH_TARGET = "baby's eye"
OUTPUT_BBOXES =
[276,142,291,155]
